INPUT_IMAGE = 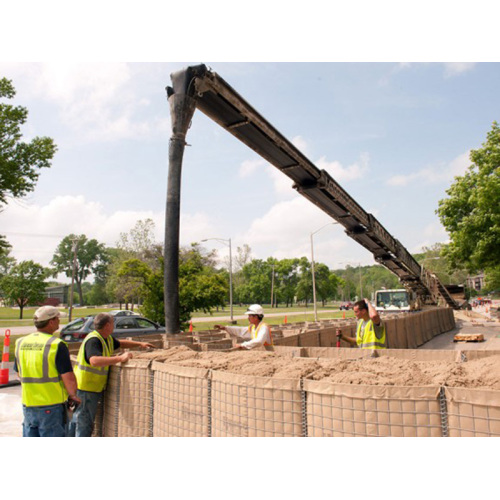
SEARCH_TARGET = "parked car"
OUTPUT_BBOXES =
[339,301,353,310]
[109,310,140,317]
[60,314,165,342]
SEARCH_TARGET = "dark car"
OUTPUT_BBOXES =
[61,315,165,342]
[339,301,353,310]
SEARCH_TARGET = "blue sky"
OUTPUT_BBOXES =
[1,61,499,278]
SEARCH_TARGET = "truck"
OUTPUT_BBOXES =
[374,288,420,313]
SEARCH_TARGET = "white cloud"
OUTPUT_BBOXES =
[2,195,215,270]
[410,221,450,254]
[317,152,370,182]
[2,62,169,143]
[443,63,476,77]
[239,159,264,178]
[240,197,373,268]
[386,151,470,187]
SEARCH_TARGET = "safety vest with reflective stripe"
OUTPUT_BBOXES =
[74,331,114,393]
[15,333,68,407]
[356,319,386,349]
[250,322,273,346]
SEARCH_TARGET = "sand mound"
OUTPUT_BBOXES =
[132,347,500,390]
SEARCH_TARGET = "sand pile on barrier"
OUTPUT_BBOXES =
[132,347,500,390]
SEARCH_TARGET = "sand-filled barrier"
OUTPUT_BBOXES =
[97,346,500,437]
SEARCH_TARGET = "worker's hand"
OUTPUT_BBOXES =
[234,344,243,349]
[69,394,82,406]
[214,325,226,331]
[139,342,155,349]
[119,352,133,363]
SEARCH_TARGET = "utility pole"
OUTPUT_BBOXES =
[68,238,79,323]
[270,263,275,308]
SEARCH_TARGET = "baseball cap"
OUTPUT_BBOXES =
[33,306,66,322]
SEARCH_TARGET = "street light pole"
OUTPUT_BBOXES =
[201,237,233,322]
[311,222,339,322]
[68,238,79,323]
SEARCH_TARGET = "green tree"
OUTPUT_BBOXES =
[274,258,300,307]
[0,77,57,206]
[437,122,500,272]
[51,234,109,305]
[118,243,227,329]
[1,260,48,319]
[0,238,15,280]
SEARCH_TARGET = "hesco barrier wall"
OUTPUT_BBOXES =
[272,307,456,349]
[96,346,500,438]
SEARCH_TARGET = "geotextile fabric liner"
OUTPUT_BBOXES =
[210,370,303,437]
[102,359,153,437]
[152,362,210,437]
[304,381,443,437]
[445,387,500,437]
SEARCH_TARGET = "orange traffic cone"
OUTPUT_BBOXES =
[0,329,11,385]
[342,311,346,319]
[189,321,193,333]
[284,315,287,324]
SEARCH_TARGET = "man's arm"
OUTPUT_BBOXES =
[116,339,155,350]
[89,351,133,367]
[60,372,80,403]
[365,298,381,325]
[337,333,357,346]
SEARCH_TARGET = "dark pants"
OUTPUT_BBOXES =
[67,390,102,437]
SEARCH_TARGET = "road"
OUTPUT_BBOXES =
[0,309,343,336]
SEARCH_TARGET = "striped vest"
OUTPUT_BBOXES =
[15,333,68,407]
[74,331,114,392]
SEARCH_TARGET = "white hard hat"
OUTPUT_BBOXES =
[245,304,264,316]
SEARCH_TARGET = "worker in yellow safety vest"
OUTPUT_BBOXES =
[337,298,386,349]
[14,306,81,437]
[214,304,273,349]
[67,312,155,437]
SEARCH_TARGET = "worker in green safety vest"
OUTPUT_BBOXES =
[337,298,386,349]
[14,306,81,437]
[67,312,155,437]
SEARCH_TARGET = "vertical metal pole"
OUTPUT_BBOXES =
[164,72,198,334]
[229,238,233,322]
[311,232,318,322]
[68,239,78,323]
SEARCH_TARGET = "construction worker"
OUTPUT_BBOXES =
[337,298,386,349]
[214,304,273,349]
[68,312,155,437]
[14,306,81,437]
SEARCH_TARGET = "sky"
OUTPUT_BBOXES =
[2,61,499,281]
[1,3,499,285]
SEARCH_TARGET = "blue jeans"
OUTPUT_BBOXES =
[67,390,102,437]
[22,404,67,437]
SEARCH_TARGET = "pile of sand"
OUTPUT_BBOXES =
[133,347,500,390]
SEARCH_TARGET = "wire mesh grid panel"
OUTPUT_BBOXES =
[115,359,154,437]
[211,371,303,437]
[445,387,500,437]
[304,381,443,437]
[102,366,121,437]
[152,362,210,437]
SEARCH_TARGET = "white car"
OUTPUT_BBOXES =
[109,310,140,317]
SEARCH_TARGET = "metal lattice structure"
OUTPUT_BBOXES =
[164,64,458,332]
